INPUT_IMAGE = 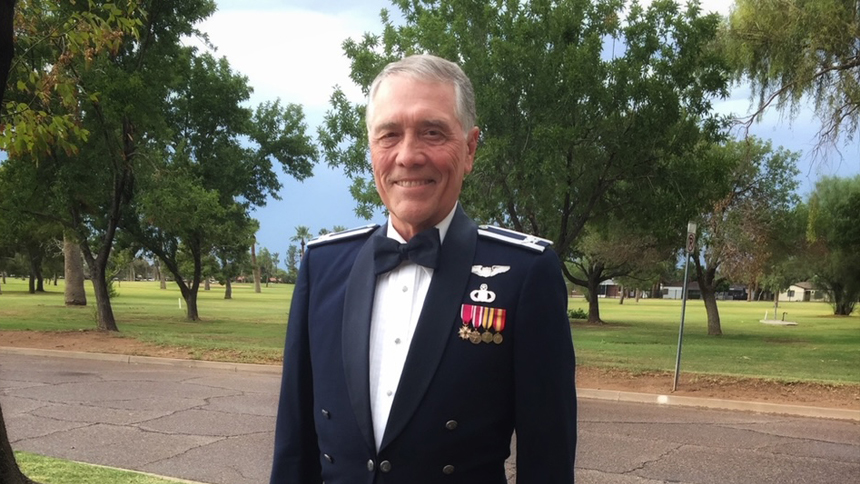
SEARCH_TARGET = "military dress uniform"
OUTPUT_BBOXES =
[270,205,577,484]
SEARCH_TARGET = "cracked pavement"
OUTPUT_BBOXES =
[2,353,858,484]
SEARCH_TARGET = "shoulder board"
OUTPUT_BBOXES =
[307,224,378,248]
[477,225,553,253]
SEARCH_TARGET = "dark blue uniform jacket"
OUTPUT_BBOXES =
[270,206,577,484]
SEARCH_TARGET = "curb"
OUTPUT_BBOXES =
[577,388,860,422]
[3,346,858,422]
[0,347,281,374]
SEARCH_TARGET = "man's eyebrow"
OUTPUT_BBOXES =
[419,119,453,130]
[373,121,401,132]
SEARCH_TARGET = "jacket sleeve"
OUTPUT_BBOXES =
[514,249,577,483]
[270,253,322,484]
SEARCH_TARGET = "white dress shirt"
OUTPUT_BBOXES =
[368,205,457,450]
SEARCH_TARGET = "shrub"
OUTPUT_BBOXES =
[567,308,587,320]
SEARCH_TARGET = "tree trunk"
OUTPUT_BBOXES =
[835,301,856,316]
[651,281,662,299]
[695,257,722,336]
[89,269,118,331]
[181,285,200,321]
[586,288,602,324]
[204,278,210,291]
[773,291,780,320]
[224,278,232,299]
[618,285,626,305]
[251,242,261,293]
[830,283,857,315]
[583,273,604,324]
[635,289,642,302]
[1,403,42,484]
[701,286,722,335]
[63,236,87,306]
[26,246,43,294]
[0,3,42,479]
[157,260,167,290]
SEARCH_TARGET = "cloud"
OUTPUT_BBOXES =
[193,7,375,111]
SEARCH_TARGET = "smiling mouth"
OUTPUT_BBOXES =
[395,180,434,187]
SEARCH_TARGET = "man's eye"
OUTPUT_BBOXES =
[424,130,444,140]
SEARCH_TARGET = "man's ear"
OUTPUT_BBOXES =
[464,126,479,174]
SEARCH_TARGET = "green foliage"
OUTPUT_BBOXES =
[805,175,860,315]
[567,308,588,320]
[322,0,732,275]
[693,136,801,334]
[0,0,145,156]
[723,0,860,146]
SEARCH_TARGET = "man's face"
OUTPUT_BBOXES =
[368,75,479,240]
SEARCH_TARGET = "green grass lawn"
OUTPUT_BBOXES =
[568,297,860,384]
[15,452,192,484]
[0,278,289,363]
[1,278,858,383]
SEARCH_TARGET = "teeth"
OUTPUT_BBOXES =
[397,180,430,187]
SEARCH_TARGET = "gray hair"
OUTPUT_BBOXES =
[365,54,477,135]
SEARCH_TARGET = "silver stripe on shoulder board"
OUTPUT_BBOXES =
[477,227,550,252]
[307,224,377,246]
[479,225,553,246]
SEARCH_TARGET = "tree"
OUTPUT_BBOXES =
[120,48,315,320]
[320,0,731,294]
[805,176,860,315]
[291,225,312,257]
[0,0,42,480]
[569,219,677,323]
[692,137,800,335]
[284,244,300,284]
[723,0,860,149]
[2,0,218,331]
[63,232,87,305]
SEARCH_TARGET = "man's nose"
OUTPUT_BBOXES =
[396,132,425,167]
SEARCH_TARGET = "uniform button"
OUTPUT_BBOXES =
[386,390,393,397]
[366,459,375,472]
[402,285,408,292]
[445,420,458,430]
[321,409,331,419]
[380,460,392,473]
[394,338,401,344]
[442,464,455,474]
[323,453,333,463]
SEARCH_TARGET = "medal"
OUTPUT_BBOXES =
[469,332,481,344]
[481,331,493,343]
[493,333,504,344]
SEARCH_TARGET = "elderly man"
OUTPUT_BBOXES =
[270,54,577,484]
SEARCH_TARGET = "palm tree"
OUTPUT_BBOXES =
[291,225,312,257]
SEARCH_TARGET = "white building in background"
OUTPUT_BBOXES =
[779,282,825,302]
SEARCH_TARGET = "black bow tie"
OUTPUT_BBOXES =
[372,228,442,275]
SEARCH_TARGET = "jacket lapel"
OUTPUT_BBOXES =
[380,206,478,450]
[342,225,385,453]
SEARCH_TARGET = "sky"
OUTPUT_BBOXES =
[188,0,860,259]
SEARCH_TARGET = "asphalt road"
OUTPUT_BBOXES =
[1,351,858,484]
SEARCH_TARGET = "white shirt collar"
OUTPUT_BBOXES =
[385,202,458,245]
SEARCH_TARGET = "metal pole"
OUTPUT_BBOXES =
[673,222,696,392]
[672,253,691,392]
